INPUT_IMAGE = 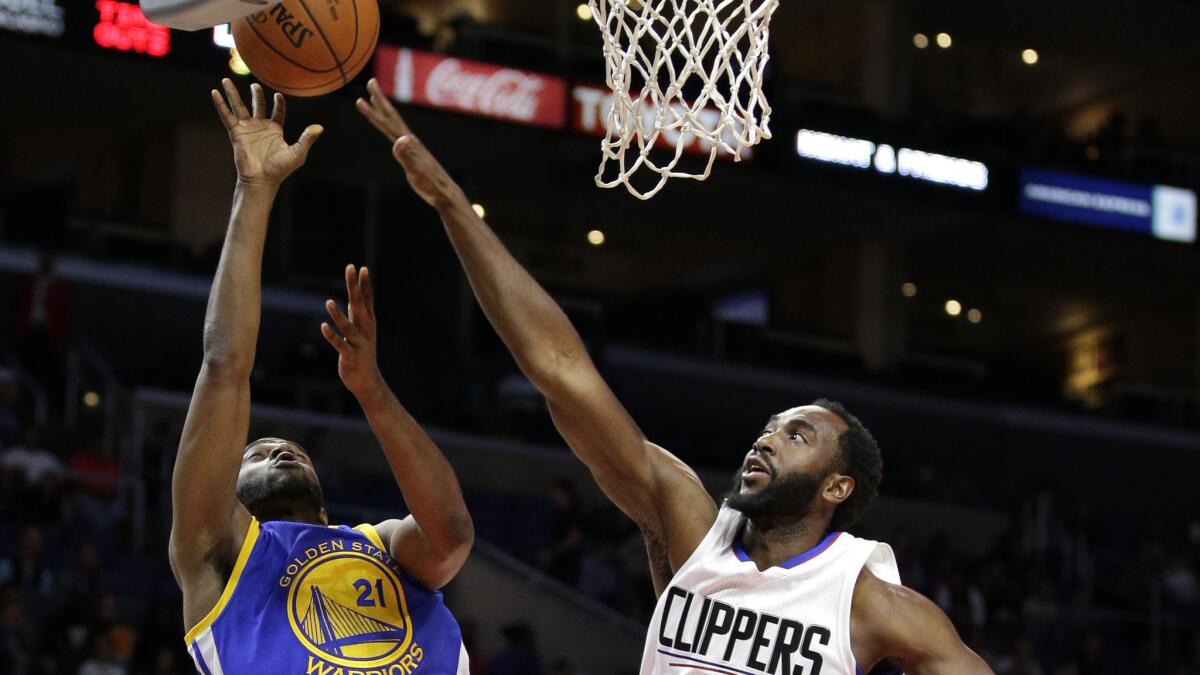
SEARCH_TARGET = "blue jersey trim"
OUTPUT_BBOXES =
[732,530,842,569]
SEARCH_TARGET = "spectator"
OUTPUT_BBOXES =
[68,433,121,534]
[77,631,126,675]
[60,543,106,603]
[994,636,1045,675]
[148,645,186,675]
[129,601,185,674]
[2,427,62,487]
[0,526,56,597]
[0,593,37,674]
[577,537,623,609]
[14,251,72,401]
[92,594,136,667]
[0,373,23,447]
[487,623,543,675]
[538,480,583,586]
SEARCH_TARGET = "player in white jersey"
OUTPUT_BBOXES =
[355,79,993,675]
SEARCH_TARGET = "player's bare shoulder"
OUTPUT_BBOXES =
[850,566,994,674]
[644,441,719,570]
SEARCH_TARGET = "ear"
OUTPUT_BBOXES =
[824,473,855,506]
[319,507,329,526]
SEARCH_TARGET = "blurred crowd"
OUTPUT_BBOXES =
[1,356,1200,674]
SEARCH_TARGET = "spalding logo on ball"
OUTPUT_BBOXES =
[232,0,380,96]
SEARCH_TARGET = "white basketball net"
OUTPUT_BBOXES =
[589,0,780,199]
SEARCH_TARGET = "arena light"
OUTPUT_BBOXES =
[901,282,918,298]
[796,129,989,191]
[967,308,983,324]
[213,22,234,48]
[228,47,250,76]
[913,33,929,49]
[94,0,171,58]
[587,229,606,246]
[1020,168,1197,243]
[944,300,962,317]
[576,3,593,21]
[796,130,875,169]
[472,203,486,219]
[0,0,65,37]
[897,148,989,191]
[936,32,952,49]
[1022,49,1039,65]
[83,391,101,408]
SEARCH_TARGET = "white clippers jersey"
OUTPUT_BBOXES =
[640,505,900,675]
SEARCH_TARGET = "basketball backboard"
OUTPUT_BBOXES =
[140,0,275,31]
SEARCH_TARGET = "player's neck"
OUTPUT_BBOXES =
[741,515,828,570]
[253,505,324,526]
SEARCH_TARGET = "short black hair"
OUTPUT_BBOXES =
[812,399,882,532]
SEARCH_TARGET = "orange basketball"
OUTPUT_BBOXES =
[232,0,380,97]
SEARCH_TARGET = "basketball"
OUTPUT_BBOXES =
[231,0,380,97]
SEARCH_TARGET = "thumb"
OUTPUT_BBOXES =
[291,124,324,157]
[392,135,414,165]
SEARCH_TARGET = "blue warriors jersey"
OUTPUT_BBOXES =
[185,518,469,675]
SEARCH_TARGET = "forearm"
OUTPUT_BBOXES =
[435,195,589,386]
[355,377,473,552]
[201,181,276,373]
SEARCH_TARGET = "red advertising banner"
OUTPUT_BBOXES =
[374,45,568,130]
[571,84,751,161]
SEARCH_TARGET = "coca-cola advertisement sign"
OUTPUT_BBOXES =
[375,46,568,129]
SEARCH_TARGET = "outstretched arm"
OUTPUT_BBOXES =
[852,569,994,675]
[169,80,322,629]
[356,79,715,581]
[321,264,474,590]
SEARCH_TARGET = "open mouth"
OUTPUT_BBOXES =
[742,457,771,480]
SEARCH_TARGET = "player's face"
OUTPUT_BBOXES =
[236,437,325,520]
[725,406,848,520]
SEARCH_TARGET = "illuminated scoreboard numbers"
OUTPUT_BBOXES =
[93,0,171,58]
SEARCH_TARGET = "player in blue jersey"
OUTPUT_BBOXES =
[168,80,475,675]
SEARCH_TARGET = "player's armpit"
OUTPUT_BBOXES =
[374,516,472,591]
[169,367,253,579]
[850,569,995,675]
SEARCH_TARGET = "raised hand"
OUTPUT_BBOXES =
[355,78,463,209]
[212,79,323,188]
[321,264,383,398]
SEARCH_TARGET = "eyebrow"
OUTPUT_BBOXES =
[786,419,818,434]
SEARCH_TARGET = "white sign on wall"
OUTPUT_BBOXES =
[0,0,65,37]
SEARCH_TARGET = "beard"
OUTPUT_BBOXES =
[724,461,826,522]
[236,470,324,517]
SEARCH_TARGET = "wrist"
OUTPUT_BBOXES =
[350,369,388,402]
[433,186,469,212]
[236,178,281,195]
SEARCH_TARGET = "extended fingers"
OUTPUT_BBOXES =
[366,79,403,120]
[359,267,375,318]
[211,88,236,129]
[356,97,398,141]
[270,92,286,125]
[344,264,362,311]
[325,299,358,341]
[250,83,266,118]
[221,78,250,119]
[320,322,349,354]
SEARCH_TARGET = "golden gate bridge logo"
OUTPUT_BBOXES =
[299,586,408,655]
[287,550,413,667]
